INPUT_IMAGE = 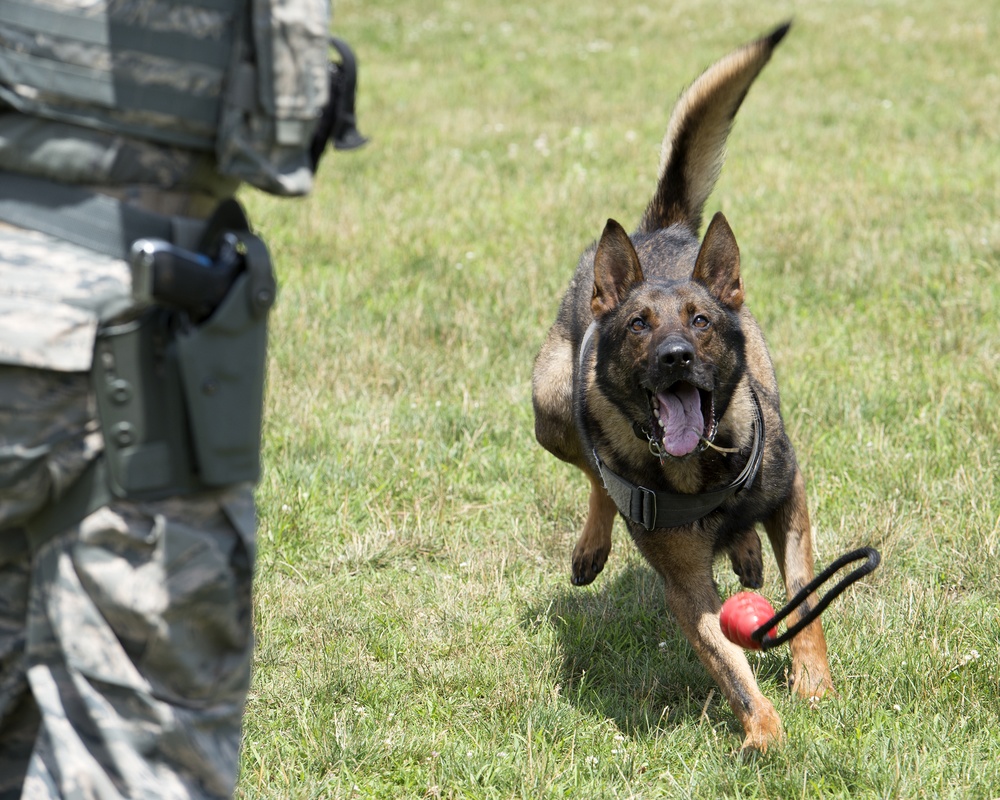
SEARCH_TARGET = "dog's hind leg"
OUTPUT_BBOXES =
[532,329,581,464]
[570,469,617,586]
[763,467,834,699]
[647,538,784,751]
[727,528,764,589]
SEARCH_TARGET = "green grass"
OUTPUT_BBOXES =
[236,0,1000,796]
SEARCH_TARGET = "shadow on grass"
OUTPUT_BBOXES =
[525,560,790,737]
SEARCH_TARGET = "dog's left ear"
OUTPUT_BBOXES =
[592,219,644,318]
[692,212,744,310]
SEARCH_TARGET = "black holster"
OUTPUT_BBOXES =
[94,222,276,500]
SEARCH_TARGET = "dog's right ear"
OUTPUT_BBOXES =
[592,219,644,318]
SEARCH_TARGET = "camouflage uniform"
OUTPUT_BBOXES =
[0,217,258,799]
[0,0,310,794]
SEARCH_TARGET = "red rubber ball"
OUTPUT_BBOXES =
[720,592,777,650]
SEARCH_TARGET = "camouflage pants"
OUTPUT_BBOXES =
[0,367,255,799]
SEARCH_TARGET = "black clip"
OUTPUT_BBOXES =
[310,37,369,170]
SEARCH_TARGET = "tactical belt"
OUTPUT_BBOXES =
[0,170,208,259]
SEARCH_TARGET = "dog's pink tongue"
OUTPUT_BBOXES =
[657,384,703,457]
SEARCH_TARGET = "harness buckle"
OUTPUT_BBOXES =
[634,486,657,531]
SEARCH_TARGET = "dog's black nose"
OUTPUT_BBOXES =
[658,336,695,370]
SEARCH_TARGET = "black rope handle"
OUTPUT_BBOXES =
[754,546,881,650]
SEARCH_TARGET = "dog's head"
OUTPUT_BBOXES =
[589,213,747,460]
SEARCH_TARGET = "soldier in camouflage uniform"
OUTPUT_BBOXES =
[0,0,340,796]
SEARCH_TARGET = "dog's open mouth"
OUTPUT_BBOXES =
[649,382,715,458]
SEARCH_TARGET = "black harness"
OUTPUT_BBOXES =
[579,321,764,531]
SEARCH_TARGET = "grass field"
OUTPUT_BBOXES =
[236,0,999,797]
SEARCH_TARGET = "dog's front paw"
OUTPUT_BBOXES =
[740,705,784,753]
[571,543,609,586]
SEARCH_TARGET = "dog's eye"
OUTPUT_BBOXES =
[692,314,711,329]
[629,317,648,333]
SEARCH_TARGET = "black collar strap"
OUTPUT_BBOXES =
[594,388,765,531]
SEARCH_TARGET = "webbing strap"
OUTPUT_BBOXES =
[1,51,222,125]
[0,171,203,260]
[0,0,229,134]
[0,2,232,68]
[596,456,747,530]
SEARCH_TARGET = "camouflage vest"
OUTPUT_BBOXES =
[0,0,330,196]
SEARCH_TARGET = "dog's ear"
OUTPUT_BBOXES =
[592,219,644,318]
[692,212,744,310]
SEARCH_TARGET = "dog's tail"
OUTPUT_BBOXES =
[638,22,790,236]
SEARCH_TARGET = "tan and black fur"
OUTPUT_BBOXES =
[531,24,832,751]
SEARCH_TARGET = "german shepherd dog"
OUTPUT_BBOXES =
[531,24,832,751]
